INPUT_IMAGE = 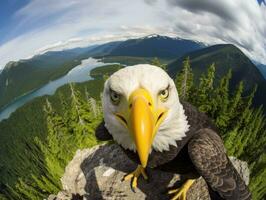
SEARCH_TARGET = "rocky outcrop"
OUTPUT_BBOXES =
[48,143,250,200]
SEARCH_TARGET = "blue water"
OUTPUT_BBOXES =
[0,58,114,121]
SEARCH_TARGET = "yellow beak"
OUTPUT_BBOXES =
[129,89,154,167]
[124,88,167,168]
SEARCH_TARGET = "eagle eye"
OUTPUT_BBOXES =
[110,89,121,105]
[159,86,170,101]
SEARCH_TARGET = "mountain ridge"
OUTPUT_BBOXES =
[108,35,205,58]
[168,44,266,109]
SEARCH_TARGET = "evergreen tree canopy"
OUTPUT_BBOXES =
[150,57,167,71]
[175,57,194,100]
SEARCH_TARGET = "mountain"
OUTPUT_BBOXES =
[92,35,205,66]
[0,35,204,110]
[86,35,205,65]
[108,34,205,59]
[85,41,122,56]
[256,64,266,79]
[168,44,266,109]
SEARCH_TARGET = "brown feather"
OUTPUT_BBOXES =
[188,128,251,200]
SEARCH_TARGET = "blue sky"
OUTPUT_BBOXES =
[258,0,266,5]
[0,0,266,69]
[0,0,29,44]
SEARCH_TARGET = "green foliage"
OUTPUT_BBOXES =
[101,56,152,65]
[101,56,173,66]
[0,64,116,199]
[190,63,216,113]
[0,54,84,110]
[175,57,193,100]
[150,57,167,71]
[208,69,232,132]
[249,154,266,200]
[175,62,266,200]
[90,64,123,79]
[0,83,103,199]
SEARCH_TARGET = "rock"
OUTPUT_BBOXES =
[47,194,57,200]
[51,143,250,200]
[229,156,250,185]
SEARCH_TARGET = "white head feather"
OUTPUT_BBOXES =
[102,64,189,152]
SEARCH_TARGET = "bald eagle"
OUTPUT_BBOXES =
[96,64,251,200]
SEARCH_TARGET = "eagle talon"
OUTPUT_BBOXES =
[122,165,148,190]
[168,179,195,200]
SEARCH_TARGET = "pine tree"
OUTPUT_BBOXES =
[7,84,104,199]
[212,70,232,133]
[103,74,110,81]
[35,98,68,187]
[175,57,194,100]
[67,83,100,148]
[239,85,258,127]
[191,63,215,114]
[228,81,244,124]
[150,57,167,71]
[249,154,266,200]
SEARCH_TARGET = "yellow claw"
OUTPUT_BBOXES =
[168,179,195,200]
[168,188,179,194]
[122,165,148,189]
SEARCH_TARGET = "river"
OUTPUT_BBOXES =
[0,58,114,121]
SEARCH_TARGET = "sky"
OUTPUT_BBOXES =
[0,0,266,69]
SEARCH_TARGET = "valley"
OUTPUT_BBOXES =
[0,58,118,121]
[0,35,204,111]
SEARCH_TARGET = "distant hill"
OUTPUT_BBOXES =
[108,34,204,59]
[0,51,81,110]
[85,41,122,56]
[168,44,266,109]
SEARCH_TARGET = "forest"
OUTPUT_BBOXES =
[0,58,265,200]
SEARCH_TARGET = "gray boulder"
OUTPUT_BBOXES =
[49,143,249,200]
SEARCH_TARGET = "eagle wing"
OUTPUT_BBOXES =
[95,121,113,141]
[188,128,251,200]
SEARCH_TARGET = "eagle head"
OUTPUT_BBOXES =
[102,64,189,167]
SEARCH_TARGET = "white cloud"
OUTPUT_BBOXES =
[0,0,265,69]
[161,0,266,64]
